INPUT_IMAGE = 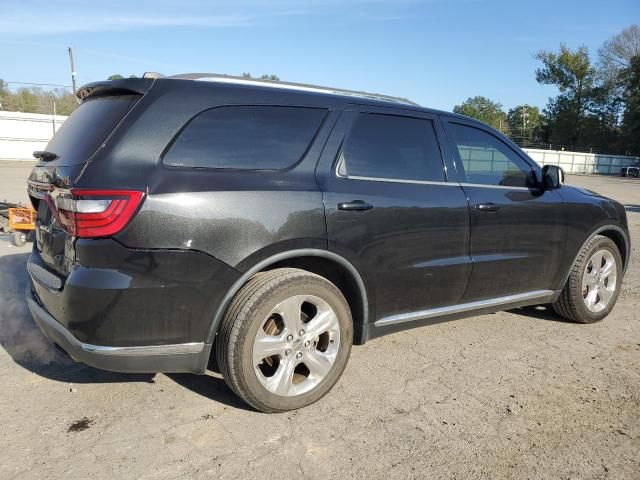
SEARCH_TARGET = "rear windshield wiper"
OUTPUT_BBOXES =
[33,150,58,161]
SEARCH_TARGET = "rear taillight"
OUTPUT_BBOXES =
[47,189,145,238]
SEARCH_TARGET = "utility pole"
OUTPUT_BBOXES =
[68,47,77,96]
[522,105,528,144]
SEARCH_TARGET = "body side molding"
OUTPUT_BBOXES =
[375,290,554,327]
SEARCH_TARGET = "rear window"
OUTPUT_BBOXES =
[45,94,141,166]
[163,106,327,170]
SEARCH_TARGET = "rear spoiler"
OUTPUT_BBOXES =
[76,78,155,102]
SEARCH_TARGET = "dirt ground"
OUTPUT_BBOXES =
[0,168,638,480]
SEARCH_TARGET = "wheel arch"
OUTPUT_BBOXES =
[206,249,370,346]
[561,224,630,288]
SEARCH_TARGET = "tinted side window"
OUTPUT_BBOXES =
[164,106,326,169]
[449,123,533,188]
[340,113,446,182]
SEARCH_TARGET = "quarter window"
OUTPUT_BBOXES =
[339,113,446,182]
[449,123,534,188]
[164,106,326,170]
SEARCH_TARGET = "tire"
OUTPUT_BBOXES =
[12,231,26,247]
[215,268,353,413]
[553,235,623,323]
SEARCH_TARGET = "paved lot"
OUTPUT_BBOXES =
[0,167,638,479]
[0,161,34,205]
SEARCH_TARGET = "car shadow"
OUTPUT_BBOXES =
[507,304,575,323]
[167,373,254,411]
[0,251,154,383]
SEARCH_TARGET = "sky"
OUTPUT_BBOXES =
[1,0,638,112]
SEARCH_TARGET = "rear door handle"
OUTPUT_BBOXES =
[474,202,500,212]
[338,200,374,212]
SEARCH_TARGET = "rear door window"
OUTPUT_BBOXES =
[163,106,327,170]
[45,94,141,166]
[338,113,446,182]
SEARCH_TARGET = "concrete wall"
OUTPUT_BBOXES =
[0,111,67,161]
[523,148,640,175]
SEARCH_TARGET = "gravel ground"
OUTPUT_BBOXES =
[0,169,638,480]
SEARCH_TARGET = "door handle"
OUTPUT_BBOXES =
[474,202,500,212]
[338,200,374,212]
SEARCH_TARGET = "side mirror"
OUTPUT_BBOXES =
[541,165,564,190]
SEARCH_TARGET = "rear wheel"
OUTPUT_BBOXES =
[215,268,353,412]
[553,235,622,323]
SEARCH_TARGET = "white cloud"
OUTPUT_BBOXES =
[0,0,429,34]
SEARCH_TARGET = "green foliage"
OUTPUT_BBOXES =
[108,74,138,80]
[507,105,543,143]
[621,56,640,154]
[241,73,280,81]
[453,96,508,132]
[0,79,77,115]
[535,44,597,146]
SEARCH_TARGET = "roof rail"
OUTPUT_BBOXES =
[167,73,419,106]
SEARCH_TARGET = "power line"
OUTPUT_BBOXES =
[4,81,72,88]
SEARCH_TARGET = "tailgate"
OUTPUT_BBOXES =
[27,90,144,276]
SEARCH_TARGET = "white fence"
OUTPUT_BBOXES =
[523,148,639,175]
[0,111,67,161]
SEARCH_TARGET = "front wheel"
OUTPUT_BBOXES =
[215,268,353,413]
[553,235,623,323]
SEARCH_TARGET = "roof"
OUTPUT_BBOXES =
[166,73,420,107]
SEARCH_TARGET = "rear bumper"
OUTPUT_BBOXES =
[27,239,240,347]
[27,290,211,374]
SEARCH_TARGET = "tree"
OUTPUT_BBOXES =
[0,81,78,115]
[620,55,640,155]
[453,96,507,132]
[240,73,280,81]
[599,25,640,79]
[0,79,9,110]
[507,105,543,144]
[107,74,124,80]
[535,44,597,146]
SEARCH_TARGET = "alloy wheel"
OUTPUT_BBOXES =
[581,249,617,313]
[252,295,341,397]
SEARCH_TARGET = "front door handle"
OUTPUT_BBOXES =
[474,202,500,212]
[338,200,374,212]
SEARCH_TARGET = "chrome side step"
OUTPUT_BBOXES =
[375,290,554,327]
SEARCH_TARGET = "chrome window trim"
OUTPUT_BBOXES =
[459,182,538,191]
[375,290,554,327]
[334,148,540,191]
[334,166,538,190]
[334,154,455,186]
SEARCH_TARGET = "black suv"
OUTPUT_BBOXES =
[26,75,630,412]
